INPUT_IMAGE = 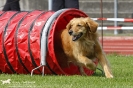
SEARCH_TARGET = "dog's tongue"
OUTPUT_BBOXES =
[72,36,78,41]
[72,33,83,41]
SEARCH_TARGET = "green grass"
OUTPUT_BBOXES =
[0,54,133,88]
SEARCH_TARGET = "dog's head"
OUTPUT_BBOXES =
[66,17,98,41]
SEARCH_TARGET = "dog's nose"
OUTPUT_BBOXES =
[68,30,73,35]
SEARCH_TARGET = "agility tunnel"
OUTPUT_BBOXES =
[0,9,98,75]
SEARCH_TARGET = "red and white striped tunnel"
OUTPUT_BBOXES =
[0,9,98,75]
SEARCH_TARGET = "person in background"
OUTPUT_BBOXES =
[52,0,79,11]
[2,0,20,11]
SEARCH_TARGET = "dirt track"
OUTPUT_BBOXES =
[99,37,133,55]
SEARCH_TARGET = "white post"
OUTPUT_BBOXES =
[48,0,53,10]
[114,0,118,35]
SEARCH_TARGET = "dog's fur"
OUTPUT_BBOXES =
[55,17,113,78]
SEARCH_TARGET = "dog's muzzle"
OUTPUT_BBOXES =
[68,30,73,35]
[68,30,83,41]
[72,33,83,41]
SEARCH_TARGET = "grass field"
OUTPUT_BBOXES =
[0,54,133,88]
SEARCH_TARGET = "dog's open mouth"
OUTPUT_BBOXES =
[72,33,83,41]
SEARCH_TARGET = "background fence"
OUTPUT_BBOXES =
[0,0,133,29]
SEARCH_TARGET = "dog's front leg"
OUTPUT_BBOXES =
[97,53,113,78]
[77,55,96,75]
[78,65,88,76]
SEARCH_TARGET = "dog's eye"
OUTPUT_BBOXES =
[70,24,73,28]
[77,24,82,27]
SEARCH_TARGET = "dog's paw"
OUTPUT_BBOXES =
[106,75,114,78]
[81,72,88,76]
[86,62,96,71]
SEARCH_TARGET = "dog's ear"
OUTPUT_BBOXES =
[66,18,75,30]
[85,17,98,33]
[66,22,71,30]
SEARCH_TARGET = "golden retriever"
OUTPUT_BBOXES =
[54,17,113,78]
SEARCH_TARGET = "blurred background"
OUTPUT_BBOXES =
[0,0,133,35]
[0,0,48,11]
